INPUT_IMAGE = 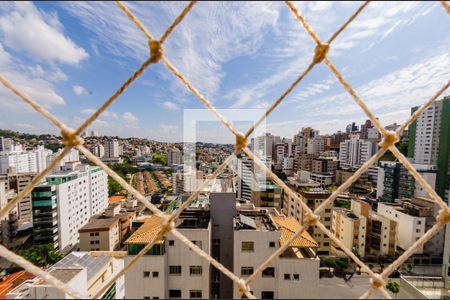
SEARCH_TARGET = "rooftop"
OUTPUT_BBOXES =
[52,252,110,282]
[125,215,164,245]
[272,216,318,248]
[0,271,34,299]
[78,214,121,232]
[34,268,83,285]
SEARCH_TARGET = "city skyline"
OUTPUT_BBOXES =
[0,2,449,143]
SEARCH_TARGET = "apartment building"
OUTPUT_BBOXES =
[31,162,108,252]
[79,202,137,252]
[306,136,325,157]
[124,211,211,299]
[378,197,443,256]
[104,139,120,158]
[282,179,332,256]
[293,153,314,173]
[251,182,281,209]
[167,148,182,166]
[331,199,396,257]
[0,180,18,247]
[7,252,125,299]
[311,157,338,175]
[233,208,319,299]
[89,144,105,158]
[0,171,35,224]
[126,180,319,299]
[339,138,378,169]
[332,207,366,257]
[378,162,437,203]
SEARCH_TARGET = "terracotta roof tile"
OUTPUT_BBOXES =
[125,215,164,244]
[272,216,318,248]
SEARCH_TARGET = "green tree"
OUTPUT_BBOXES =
[152,153,167,165]
[15,244,63,270]
[380,262,385,272]
[407,263,414,273]
[368,263,374,270]
[108,176,124,196]
[386,279,400,298]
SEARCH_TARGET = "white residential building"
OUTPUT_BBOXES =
[378,200,432,255]
[339,138,378,169]
[125,183,319,299]
[306,136,325,156]
[0,145,52,173]
[104,139,120,158]
[32,162,108,252]
[167,148,182,166]
[90,144,105,158]
[7,252,125,299]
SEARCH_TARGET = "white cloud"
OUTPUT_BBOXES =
[0,42,65,110]
[0,2,88,65]
[61,2,281,98]
[292,50,450,134]
[162,101,179,111]
[160,124,179,130]
[122,111,139,127]
[81,108,118,119]
[73,85,88,96]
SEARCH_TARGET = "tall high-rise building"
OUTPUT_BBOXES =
[167,148,182,166]
[408,96,450,199]
[307,136,325,156]
[104,139,120,158]
[406,96,450,287]
[339,138,378,169]
[31,163,108,252]
[0,171,35,224]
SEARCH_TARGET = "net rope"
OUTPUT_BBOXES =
[0,1,449,299]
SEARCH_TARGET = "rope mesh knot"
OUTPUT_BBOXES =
[149,40,163,63]
[379,130,399,149]
[313,43,329,64]
[304,212,320,226]
[235,132,247,152]
[370,274,385,290]
[437,208,450,224]
[238,278,251,296]
[61,129,84,148]
[160,218,175,235]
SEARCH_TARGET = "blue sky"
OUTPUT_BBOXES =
[0,1,449,143]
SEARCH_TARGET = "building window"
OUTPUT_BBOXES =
[190,266,202,275]
[192,240,202,250]
[416,229,420,233]
[284,273,290,280]
[417,220,422,225]
[169,265,182,275]
[189,290,202,299]
[269,242,275,248]
[152,271,159,278]
[90,232,95,237]
[261,291,274,299]
[169,290,181,298]
[95,232,99,236]
[242,241,254,252]
[241,267,253,276]
[143,271,150,278]
[169,240,175,246]
[262,267,275,278]
[90,241,95,245]
[144,297,151,300]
